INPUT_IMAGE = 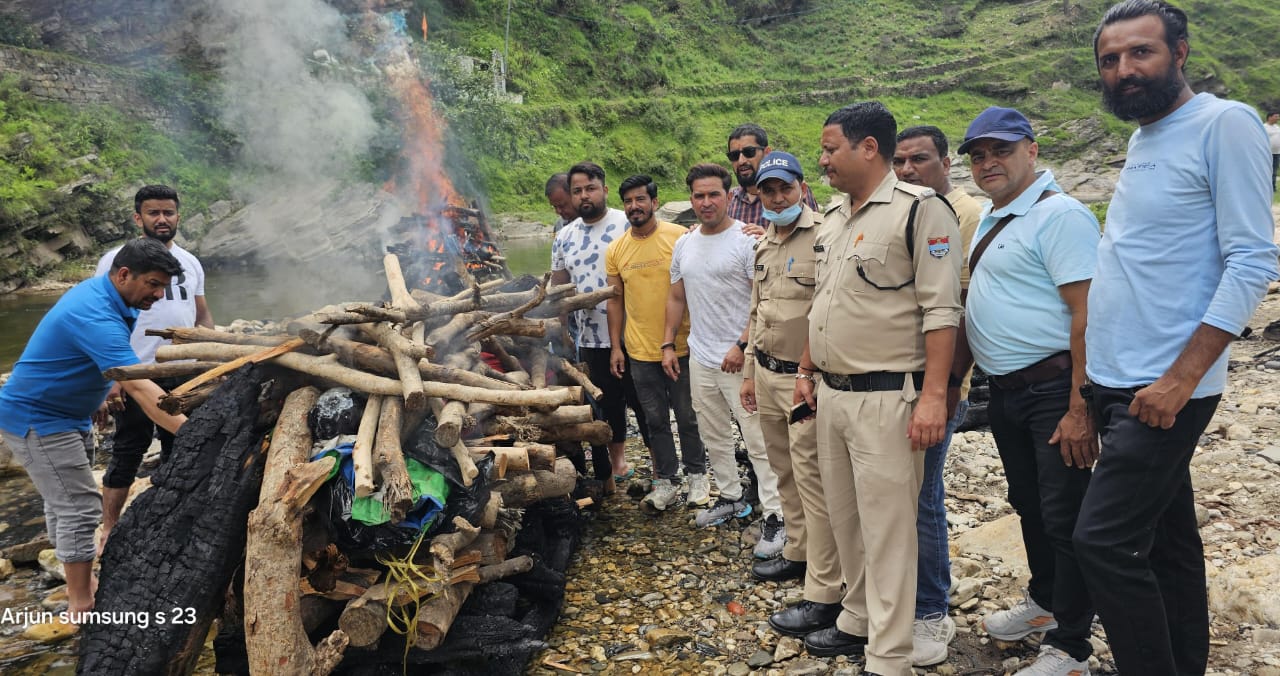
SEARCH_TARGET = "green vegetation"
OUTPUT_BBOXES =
[412,0,1280,218]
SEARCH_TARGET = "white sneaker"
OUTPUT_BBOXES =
[644,478,680,511]
[1013,645,1090,676]
[982,589,1058,640]
[911,612,956,666]
[753,513,786,559]
[687,473,711,507]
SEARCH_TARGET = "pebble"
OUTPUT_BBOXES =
[0,558,13,580]
[728,662,752,676]
[748,649,774,667]
[37,549,65,581]
[644,627,691,648]
[1255,628,1280,645]
[784,659,827,675]
[773,636,802,662]
[22,619,77,643]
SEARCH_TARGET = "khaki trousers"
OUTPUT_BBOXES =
[755,367,841,602]
[817,384,923,676]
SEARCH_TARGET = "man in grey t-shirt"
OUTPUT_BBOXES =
[662,163,784,559]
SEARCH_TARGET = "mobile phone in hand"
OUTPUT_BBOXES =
[789,400,815,424]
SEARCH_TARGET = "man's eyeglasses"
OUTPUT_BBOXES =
[726,146,765,162]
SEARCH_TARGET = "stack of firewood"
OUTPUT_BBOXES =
[102,255,616,674]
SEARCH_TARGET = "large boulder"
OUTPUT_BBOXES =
[1208,553,1280,626]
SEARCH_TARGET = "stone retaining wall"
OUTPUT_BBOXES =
[0,45,177,129]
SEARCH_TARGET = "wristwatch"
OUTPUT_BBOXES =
[735,340,748,352]
[796,373,817,384]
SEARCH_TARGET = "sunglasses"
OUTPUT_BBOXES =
[726,146,765,162]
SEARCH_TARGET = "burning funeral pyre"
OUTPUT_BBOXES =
[77,253,620,675]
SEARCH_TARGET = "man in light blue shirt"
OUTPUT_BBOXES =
[1078,3,1280,675]
[951,106,1100,676]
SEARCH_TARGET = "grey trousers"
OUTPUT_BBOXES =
[1,428,101,563]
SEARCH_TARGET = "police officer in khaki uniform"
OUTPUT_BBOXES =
[794,102,962,676]
[738,152,843,631]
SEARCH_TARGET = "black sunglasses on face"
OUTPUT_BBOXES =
[726,146,765,162]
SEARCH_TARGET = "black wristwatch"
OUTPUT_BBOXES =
[736,340,749,352]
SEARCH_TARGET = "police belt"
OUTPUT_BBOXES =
[755,350,800,374]
[988,351,1071,390]
[822,371,925,392]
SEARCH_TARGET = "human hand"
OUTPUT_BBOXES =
[721,346,745,373]
[1129,374,1195,429]
[662,348,681,381]
[740,378,757,414]
[908,393,946,451]
[1048,406,1099,468]
[610,347,626,379]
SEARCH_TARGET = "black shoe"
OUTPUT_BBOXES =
[751,556,806,582]
[803,625,868,657]
[768,599,841,637]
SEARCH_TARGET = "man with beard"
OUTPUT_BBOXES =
[1079,2,1280,674]
[663,163,784,558]
[727,123,818,227]
[93,185,212,548]
[955,107,1101,676]
[794,102,961,675]
[0,239,188,619]
[545,172,578,233]
[551,162,650,491]
[891,125,983,668]
[605,175,705,510]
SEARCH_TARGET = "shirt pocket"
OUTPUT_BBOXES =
[850,240,912,292]
[754,265,771,298]
[779,260,817,300]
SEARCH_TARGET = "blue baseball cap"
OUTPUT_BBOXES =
[754,151,804,185]
[957,106,1035,155]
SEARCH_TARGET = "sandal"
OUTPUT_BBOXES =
[612,466,635,483]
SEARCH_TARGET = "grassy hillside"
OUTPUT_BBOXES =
[417,0,1280,216]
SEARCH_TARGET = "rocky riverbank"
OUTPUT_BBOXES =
[533,284,1280,676]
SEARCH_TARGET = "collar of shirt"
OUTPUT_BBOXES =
[979,169,1062,225]
[730,186,759,205]
[764,204,817,244]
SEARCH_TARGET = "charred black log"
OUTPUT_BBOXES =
[78,365,281,676]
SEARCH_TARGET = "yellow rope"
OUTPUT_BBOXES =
[376,529,443,669]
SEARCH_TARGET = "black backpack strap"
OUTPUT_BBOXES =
[906,192,956,261]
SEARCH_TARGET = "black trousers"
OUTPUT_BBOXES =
[576,346,651,481]
[988,371,1094,661]
[1073,384,1220,676]
[102,377,181,489]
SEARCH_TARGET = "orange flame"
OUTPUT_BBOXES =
[422,12,428,41]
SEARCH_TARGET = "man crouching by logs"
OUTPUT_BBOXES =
[0,239,188,618]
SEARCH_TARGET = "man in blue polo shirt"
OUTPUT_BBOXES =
[0,238,188,619]
[952,106,1101,676]
[1079,3,1280,674]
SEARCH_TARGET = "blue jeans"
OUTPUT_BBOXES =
[915,399,969,618]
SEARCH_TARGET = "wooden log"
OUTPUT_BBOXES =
[465,274,549,342]
[384,253,424,312]
[425,311,483,351]
[167,337,306,399]
[147,326,295,347]
[527,286,619,318]
[478,555,533,583]
[481,338,530,383]
[468,317,547,341]
[483,418,612,446]
[552,357,603,400]
[352,395,382,498]
[410,554,534,652]
[432,399,468,448]
[244,387,343,676]
[466,401,498,429]
[529,347,549,389]
[525,405,594,427]
[359,321,433,361]
[429,398,479,487]
[373,398,414,524]
[493,457,578,508]
[298,329,519,391]
[467,447,530,473]
[158,379,222,414]
[342,303,408,324]
[475,493,502,529]
[104,361,223,381]
[458,532,510,566]
[514,442,559,470]
[157,344,582,406]
[428,516,481,570]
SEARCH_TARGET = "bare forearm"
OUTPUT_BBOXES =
[1165,323,1235,386]
[120,379,187,434]
[607,295,624,349]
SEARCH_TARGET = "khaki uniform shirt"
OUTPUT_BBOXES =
[947,186,984,400]
[808,171,962,375]
[743,204,820,380]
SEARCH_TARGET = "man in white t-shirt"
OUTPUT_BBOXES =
[550,162,650,491]
[662,163,784,557]
[93,185,213,547]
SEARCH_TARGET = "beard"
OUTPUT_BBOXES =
[1102,63,1184,121]
[736,168,757,189]
[626,207,652,228]
[577,200,602,220]
[144,225,176,243]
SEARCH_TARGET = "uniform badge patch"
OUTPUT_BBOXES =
[928,237,950,258]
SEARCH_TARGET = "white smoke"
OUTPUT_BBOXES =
[197,0,378,191]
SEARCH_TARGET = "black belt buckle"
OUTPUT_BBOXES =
[756,351,798,374]
[822,371,923,392]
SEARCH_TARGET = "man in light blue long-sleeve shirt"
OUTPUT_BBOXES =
[1077,3,1280,676]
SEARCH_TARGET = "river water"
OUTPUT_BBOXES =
[0,238,553,372]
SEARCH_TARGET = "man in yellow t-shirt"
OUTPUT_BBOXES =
[605,175,707,511]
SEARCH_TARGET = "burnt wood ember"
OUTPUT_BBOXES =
[79,365,280,676]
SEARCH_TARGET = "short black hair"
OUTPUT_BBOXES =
[544,172,569,197]
[824,102,898,163]
[1094,0,1190,67]
[685,163,732,191]
[618,175,657,199]
[896,125,949,158]
[110,238,183,277]
[134,184,180,213]
[567,161,606,187]
[728,123,768,150]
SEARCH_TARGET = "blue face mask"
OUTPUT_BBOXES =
[761,203,802,226]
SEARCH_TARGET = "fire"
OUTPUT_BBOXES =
[422,12,428,41]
